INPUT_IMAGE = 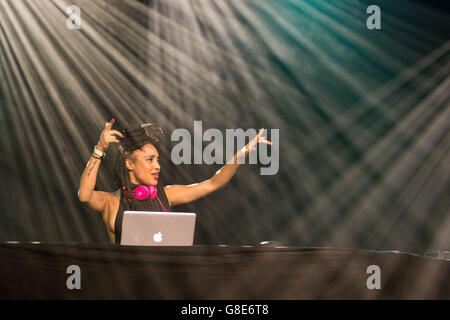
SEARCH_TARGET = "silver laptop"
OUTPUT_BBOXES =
[120,211,196,246]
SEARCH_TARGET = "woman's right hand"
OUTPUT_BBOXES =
[96,118,124,152]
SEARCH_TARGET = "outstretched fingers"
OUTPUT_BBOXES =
[103,118,123,144]
[110,130,124,138]
[259,137,272,145]
[255,128,272,145]
[108,130,123,143]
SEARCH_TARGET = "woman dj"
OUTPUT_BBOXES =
[78,119,272,243]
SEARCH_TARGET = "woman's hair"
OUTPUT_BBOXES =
[113,123,170,211]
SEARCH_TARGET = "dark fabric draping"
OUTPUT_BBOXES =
[0,243,448,299]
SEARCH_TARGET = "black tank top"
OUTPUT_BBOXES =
[114,185,171,244]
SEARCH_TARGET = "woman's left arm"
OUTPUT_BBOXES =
[164,129,272,207]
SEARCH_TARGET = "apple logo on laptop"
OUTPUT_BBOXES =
[153,231,163,243]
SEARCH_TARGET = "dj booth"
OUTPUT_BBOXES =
[0,243,448,299]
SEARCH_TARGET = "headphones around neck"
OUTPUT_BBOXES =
[121,185,167,212]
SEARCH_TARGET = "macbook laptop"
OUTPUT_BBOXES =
[120,211,196,246]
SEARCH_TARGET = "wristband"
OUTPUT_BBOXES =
[93,145,106,159]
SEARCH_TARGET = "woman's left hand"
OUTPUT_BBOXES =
[239,128,272,159]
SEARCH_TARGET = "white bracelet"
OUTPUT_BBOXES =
[93,146,106,159]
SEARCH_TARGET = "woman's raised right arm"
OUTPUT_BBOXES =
[78,118,123,212]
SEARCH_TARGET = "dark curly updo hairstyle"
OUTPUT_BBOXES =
[113,123,170,212]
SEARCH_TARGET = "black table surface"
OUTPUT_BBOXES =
[0,243,448,299]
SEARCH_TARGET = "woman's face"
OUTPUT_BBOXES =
[126,143,160,186]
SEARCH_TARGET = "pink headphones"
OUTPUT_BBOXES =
[121,185,167,212]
